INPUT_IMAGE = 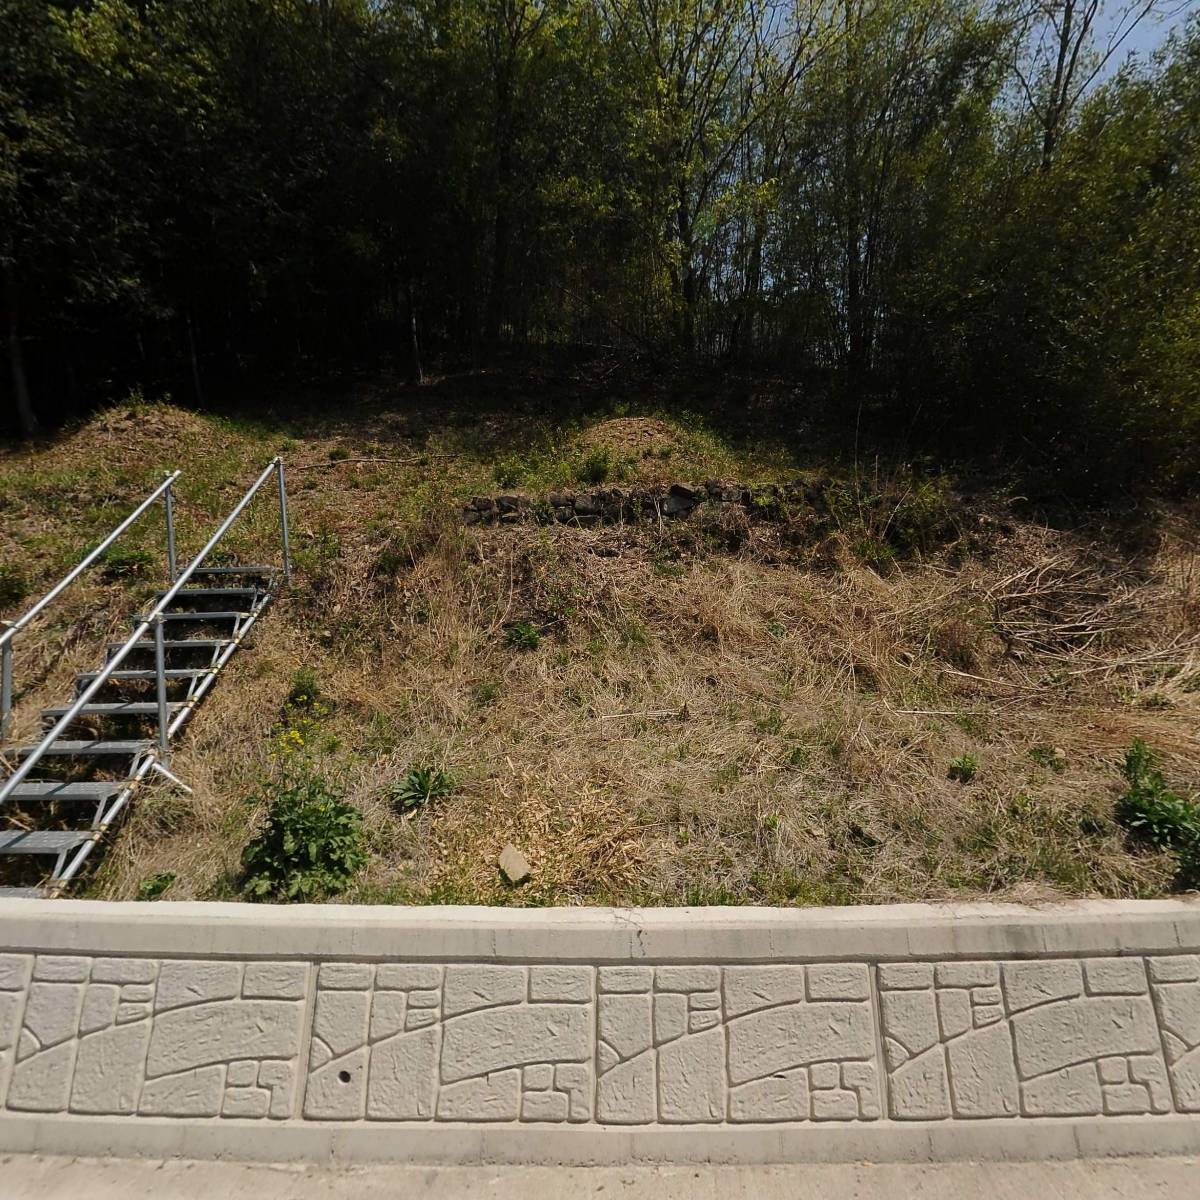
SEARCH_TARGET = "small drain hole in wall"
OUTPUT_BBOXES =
[338,1070,351,1084]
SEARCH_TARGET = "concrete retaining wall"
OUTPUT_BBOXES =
[0,898,1198,1164]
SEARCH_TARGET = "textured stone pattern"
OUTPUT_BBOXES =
[0,953,1198,1124]
[304,963,593,1122]
[1152,955,1200,1112]
[879,959,1181,1119]
[595,964,879,1124]
[0,955,306,1118]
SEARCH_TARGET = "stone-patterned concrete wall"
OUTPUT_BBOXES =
[879,959,1179,1120]
[1,954,305,1119]
[1,950,1197,1126]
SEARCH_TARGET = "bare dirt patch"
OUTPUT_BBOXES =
[577,416,684,461]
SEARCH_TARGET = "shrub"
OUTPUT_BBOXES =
[136,871,176,900]
[1116,740,1200,853]
[388,763,456,812]
[287,665,322,709]
[375,544,407,577]
[493,456,525,487]
[852,536,897,568]
[948,753,978,783]
[241,774,366,901]
[576,446,612,484]
[506,620,541,650]
[887,476,954,554]
[271,667,332,757]
[574,446,633,484]
[827,471,955,560]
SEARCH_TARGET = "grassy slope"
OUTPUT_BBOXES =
[1,369,1198,905]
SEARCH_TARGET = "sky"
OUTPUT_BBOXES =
[1095,0,1196,78]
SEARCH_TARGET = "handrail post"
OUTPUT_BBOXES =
[0,469,180,650]
[1,623,13,744]
[164,474,178,583]
[1,458,276,807]
[276,458,292,582]
[153,614,170,761]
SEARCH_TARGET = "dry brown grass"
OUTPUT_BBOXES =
[2,388,1198,906]
[99,504,1200,906]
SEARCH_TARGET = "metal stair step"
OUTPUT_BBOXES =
[155,611,249,622]
[13,739,153,758]
[78,668,210,683]
[6,781,128,802]
[191,565,278,577]
[108,639,232,652]
[0,465,284,899]
[42,702,186,719]
[0,830,95,855]
[157,588,260,600]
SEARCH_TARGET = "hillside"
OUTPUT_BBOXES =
[2,370,1198,905]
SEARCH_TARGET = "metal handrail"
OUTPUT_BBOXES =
[0,457,290,806]
[0,471,182,741]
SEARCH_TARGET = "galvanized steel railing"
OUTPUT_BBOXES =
[0,457,291,807]
[0,470,182,743]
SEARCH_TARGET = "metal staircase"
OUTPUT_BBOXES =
[0,459,290,898]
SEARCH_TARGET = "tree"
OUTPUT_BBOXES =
[602,0,820,352]
[1012,0,1179,169]
[769,0,1009,382]
[0,0,1195,491]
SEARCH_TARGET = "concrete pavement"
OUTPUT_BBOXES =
[4,1155,1199,1200]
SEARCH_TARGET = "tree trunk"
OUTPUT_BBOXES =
[486,199,511,343]
[677,182,697,354]
[186,311,204,405]
[735,223,766,361]
[843,0,865,383]
[4,265,37,438]
[485,51,515,345]
[405,276,423,385]
[1040,0,1075,172]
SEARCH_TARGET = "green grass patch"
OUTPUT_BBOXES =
[505,621,541,651]
[135,871,176,901]
[387,764,457,813]
[948,753,979,783]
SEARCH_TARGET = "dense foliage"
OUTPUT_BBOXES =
[241,773,366,901]
[2,1,1198,489]
[1117,739,1200,891]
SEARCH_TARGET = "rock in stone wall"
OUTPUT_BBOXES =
[462,482,807,528]
[1,950,1198,1125]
